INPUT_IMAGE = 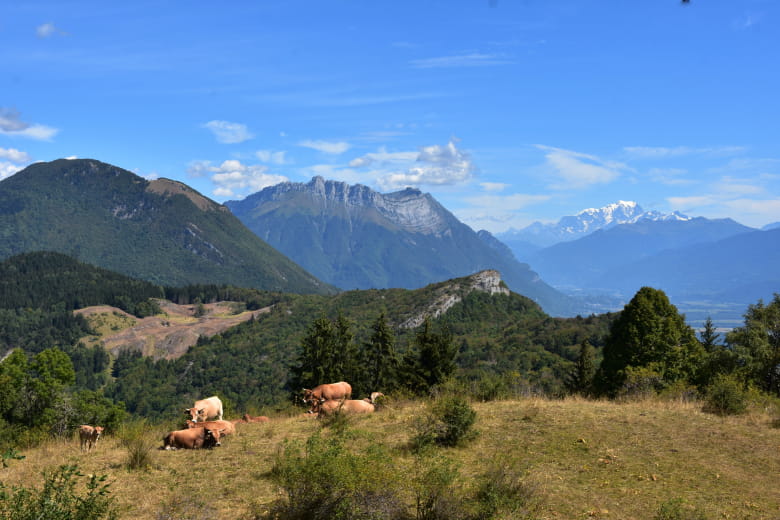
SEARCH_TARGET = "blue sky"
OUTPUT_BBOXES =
[2,0,778,232]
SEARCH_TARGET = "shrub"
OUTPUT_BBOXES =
[118,419,156,470]
[655,497,708,520]
[703,374,748,416]
[0,464,116,520]
[616,365,664,401]
[471,457,544,520]
[268,431,407,520]
[411,395,478,450]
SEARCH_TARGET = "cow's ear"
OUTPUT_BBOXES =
[197,408,205,414]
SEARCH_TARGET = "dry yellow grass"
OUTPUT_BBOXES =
[1,397,778,519]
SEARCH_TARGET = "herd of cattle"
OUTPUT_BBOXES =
[77,381,383,451]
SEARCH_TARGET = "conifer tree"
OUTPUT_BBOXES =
[360,312,399,394]
[566,340,596,396]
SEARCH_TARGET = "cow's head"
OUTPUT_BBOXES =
[203,427,225,448]
[93,426,104,439]
[301,389,314,403]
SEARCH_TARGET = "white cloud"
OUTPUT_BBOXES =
[349,147,418,169]
[0,148,31,163]
[298,139,351,155]
[456,193,552,233]
[36,22,59,38]
[410,53,513,69]
[0,161,24,180]
[536,145,626,189]
[623,145,746,159]
[202,120,254,144]
[0,108,59,141]
[187,159,287,199]
[479,182,509,192]
[377,139,476,190]
[255,149,287,164]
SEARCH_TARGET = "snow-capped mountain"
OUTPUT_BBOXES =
[496,201,690,252]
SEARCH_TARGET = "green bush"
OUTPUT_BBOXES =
[703,374,748,416]
[0,464,116,520]
[268,431,407,520]
[411,395,478,450]
[471,457,543,520]
[655,497,708,520]
[118,419,156,470]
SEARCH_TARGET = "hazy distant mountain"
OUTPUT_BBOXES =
[0,159,333,294]
[226,177,579,316]
[497,201,691,257]
[528,217,754,290]
[762,222,780,231]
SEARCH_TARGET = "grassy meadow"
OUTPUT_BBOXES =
[2,397,779,519]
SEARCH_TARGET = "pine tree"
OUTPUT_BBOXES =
[403,318,457,393]
[360,312,399,395]
[566,340,596,396]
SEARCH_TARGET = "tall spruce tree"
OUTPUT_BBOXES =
[360,312,399,395]
[402,318,457,393]
[595,287,704,397]
[566,340,596,396]
[291,313,358,395]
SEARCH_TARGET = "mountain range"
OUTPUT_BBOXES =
[496,201,692,257]
[0,159,333,295]
[225,176,578,316]
[496,202,776,326]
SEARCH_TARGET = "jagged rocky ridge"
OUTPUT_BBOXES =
[226,177,579,316]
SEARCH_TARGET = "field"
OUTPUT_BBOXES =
[2,397,779,519]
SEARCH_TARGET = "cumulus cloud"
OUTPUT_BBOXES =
[187,159,287,198]
[0,108,58,140]
[298,139,351,155]
[377,139,476,190]
[202,120,254,144]
[536,145,627,189]
[0,147,32,180]
[255,150,287,164]
[0,148,31,163]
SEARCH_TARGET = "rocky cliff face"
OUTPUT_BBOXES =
[226,177,577,316]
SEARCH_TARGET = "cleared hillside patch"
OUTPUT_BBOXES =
[1,398,778,519]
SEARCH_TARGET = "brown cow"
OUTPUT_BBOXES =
[184,396,223,422]
[316,398,374,417]
[184,419,236,436]
[79,425,104,452]
[162,426,222,450]
[302,382,352,406]
[242,414,270,423]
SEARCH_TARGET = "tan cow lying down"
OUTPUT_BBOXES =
[163,426,222,450]
[302,382,352,409]
[79,425,104,451]
[184,396,223,422]
[185,419,236,436]
[242,414,270,423]
[316,398,374,417]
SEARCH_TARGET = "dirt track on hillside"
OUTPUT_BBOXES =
[75,300,270,359]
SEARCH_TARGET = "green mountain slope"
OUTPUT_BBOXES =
[0,159,334,295]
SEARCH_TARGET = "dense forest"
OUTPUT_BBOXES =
[1,251,778,452]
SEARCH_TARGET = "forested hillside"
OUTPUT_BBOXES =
[0,252,614,427]
[0,159,333,295]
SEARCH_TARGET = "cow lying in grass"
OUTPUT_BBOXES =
[315,398,375,417]
[162,426,223,450]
